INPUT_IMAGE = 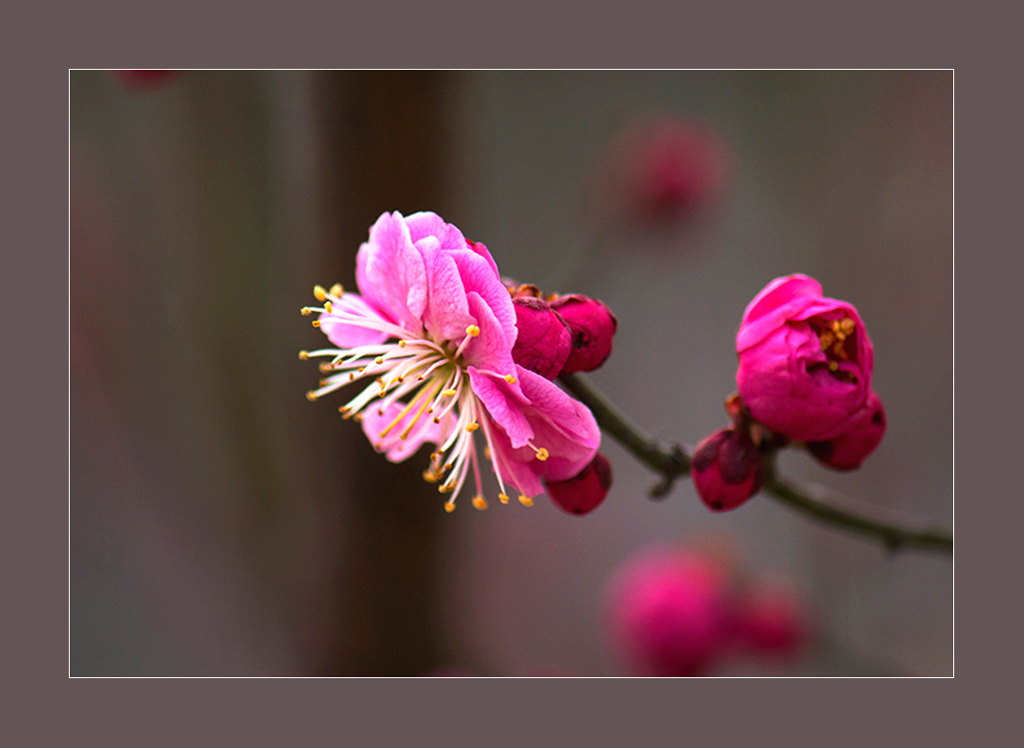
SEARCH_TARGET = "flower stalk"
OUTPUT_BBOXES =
[559,372,952,555]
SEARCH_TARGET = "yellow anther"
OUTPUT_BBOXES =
[472,496,488,511]
[535,448,549,462]
[311,320,321,328]
[828,361,839,372]
[430,452,439,462]
[298,350,309,360]
[305,391,318,402]
[819,331,834,350]
[324,301,333,313]
[439,483,455,494]
[399,340,407,348]
[319,362,333,373]
[466,325,480,337]
[329,283,344,297]
[423,470,439,484]
[465,422,479,433]
[313,285,328,301]
[840,317,855,334]
[300,307,313,316]
[444,501,456,513]
[349,372,356,381]
[504,375,517,384]
[442,389,458,397]
[484,447,492,460]
[499,493,510,504]
[518,495,534,507]
[432,417,441,424]
[375,356,384,365]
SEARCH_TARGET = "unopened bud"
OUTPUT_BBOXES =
[549,294,618,374]
[735,581,812,657]
[511,297,572,379]
[691,428,763,512]
[545,453,612,516]
[807,392,886,471]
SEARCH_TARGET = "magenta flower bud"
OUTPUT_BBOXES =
[511,296,572,380]
[735,582,812,658]
[549,294,618,374]
[113,70,180,89]
[596,117,730,226]
[604,546,737,677]
[546,452,612,515]
[736,274,875,442]
[807,391,886,471]
[691,428,763,512]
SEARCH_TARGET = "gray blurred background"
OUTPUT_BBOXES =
[70,70,952,676]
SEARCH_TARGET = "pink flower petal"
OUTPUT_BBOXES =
[355,211,428,334]
[405,211,467,249]
[463,291,518,378]
[318,293,390,349]
[468,366,533,448]
[419,245,475,342]
[360,399,452,463]
[451,249,518,349]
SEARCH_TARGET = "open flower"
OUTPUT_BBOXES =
[300,211,601,512]
[736,274,874,442]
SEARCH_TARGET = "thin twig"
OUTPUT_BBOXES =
[559,373,952,556]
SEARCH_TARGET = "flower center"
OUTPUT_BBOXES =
[809,316,859,383]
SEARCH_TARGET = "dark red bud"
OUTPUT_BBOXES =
[736,583,812,657]
[691,428,763,512]
[114,70,180,89]
[807,392,886,471]
[546,453,612,515]
[548,294,618,374]
[511,297,573,379]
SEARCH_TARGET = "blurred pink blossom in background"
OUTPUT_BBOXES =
[603,541,813,676]
[593,117,730,229]
[113,70,180,90]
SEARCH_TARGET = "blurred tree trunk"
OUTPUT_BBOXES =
[313,71,457,676]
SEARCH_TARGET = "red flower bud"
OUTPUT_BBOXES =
[735,582,812,657]
[549,294,618,374]
[511,297,572,380]
[807,391,886,471]
[691,428,763,512]
[545,452,612,515]
[113,70,180,89]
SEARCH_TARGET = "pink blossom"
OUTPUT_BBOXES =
[545,452,613,516]
[598,117,730,226]
[691,428,763,512]
[300,211,601,512]
[549,294,618,375]
[604,546,736,677]
[807,391,886,470]
[736,274,875,442]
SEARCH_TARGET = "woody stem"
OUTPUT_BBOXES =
[558,373,953,556]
